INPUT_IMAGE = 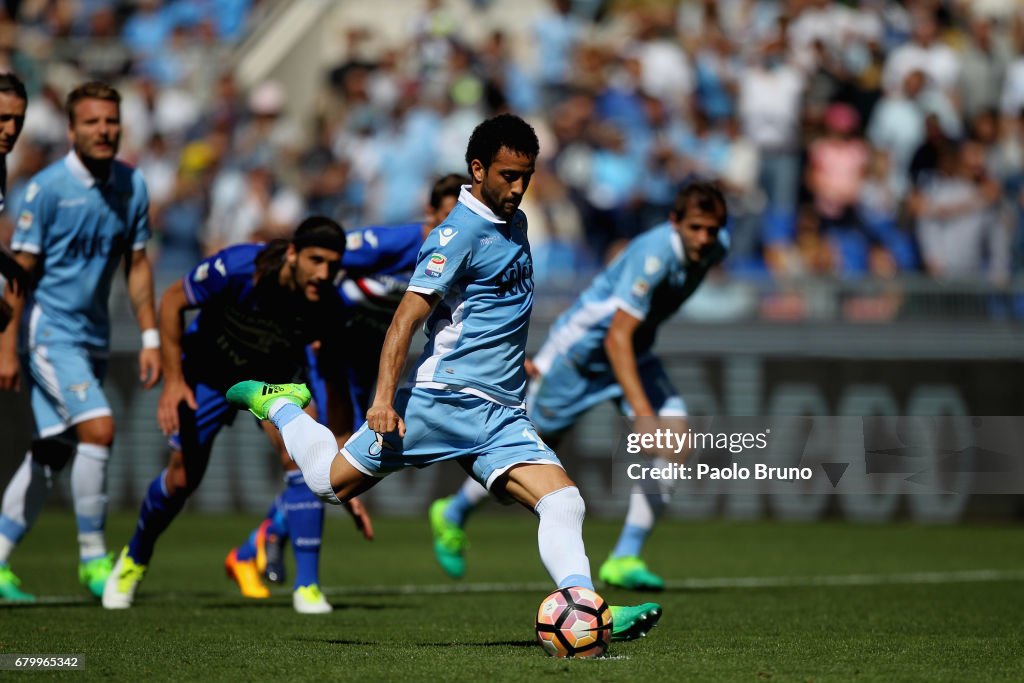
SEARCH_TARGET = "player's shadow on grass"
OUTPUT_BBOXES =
[299,638,378,646]
[0,600,98,609]
[205,601,404,611]
[420,640,537,648]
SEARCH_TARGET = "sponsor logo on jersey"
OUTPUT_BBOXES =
[25,182,40,203]
[644,256,661,275]
[492,260,533,296]
[438,228,458,246]
[425,252,446,277]
[66,232,125,259]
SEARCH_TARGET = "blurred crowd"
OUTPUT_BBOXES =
[1,0,1024,293]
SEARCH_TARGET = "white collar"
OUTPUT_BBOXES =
[64,150,110,188]
[458,185,506,224]
[670,228,685,264]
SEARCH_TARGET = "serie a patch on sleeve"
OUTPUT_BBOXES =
[425,253,447,277]
[17,211,32,231]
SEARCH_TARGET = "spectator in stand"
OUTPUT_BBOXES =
[910,141,1010,282]
[737,37,805,249]
[882,7,959,101]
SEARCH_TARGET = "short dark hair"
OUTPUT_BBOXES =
[66,81,120,124]
[464,113,539,174]
[0,73,27,102]
[429,173,469,209]
[671,181,728,224]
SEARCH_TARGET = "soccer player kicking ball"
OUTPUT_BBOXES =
[227,114,661,641]
[430,181,729,591]
[102,218,372,613]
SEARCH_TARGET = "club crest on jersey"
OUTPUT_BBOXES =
[425,253,446,277]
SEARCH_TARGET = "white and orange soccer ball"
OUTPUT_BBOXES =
[535,586,612,658]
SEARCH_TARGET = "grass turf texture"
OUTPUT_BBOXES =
[2,513,1022,681]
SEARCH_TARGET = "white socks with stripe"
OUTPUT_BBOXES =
[71,443,110,560]
[535,486,593,590]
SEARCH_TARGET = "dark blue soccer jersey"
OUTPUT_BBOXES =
[181,243,343,390]
[337,222,424,314]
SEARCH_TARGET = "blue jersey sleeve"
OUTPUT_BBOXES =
[182,244,258,306]
[342,223,423,276]
[407,224,473,298]
[609,239,672,321]
[9,178,51,255]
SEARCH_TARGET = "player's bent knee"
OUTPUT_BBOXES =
[31,438,76,471]
[76,417,115,447]
[535,485,586,521]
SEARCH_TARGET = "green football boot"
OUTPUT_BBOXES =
[0,563,35,602]
[429,497,467,579]
[79,553,115,598]
[610,602,663,641]
[599,555,665,591]
[226,381,311,421]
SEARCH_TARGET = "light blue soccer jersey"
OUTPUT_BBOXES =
[534,223,729,375]
[406,186,534,406]
[11,151,150,348]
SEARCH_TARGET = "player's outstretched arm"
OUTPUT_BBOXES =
[127,248,161,388]
[366,290,438,437]
[0,251,36,391]
[156,278,197,435]
[604,309,655,418]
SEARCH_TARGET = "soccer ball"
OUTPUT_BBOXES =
[535,586,612,658]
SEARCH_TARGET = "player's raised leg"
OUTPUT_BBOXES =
[226,381,380,505]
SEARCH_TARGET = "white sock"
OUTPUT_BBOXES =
[625,458,672,529]
[280,413,342,504]
[0,452,53,563]
[534,486,592,588]
[71,444,109,560]
[459,477,489,505]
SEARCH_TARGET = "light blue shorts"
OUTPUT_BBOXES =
[342,386,561,490]
[25,343,111,438]
[528,353,686,436]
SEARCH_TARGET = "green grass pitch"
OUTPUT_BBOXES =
[2,511,1022,681]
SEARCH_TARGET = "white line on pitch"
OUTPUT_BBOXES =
[321,569,1024,597]
[7,569,1024,605]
